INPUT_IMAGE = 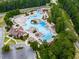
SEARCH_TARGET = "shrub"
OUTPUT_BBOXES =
[2,44,11,52]
[4,9,20,28]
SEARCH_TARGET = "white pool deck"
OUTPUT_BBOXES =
[11,8,57,42]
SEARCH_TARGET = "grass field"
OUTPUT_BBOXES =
[0,16,4,27]
[8,39,16,45]
[4,37,9,42]
[4,37,16,45]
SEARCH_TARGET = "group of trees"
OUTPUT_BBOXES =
[30,33,76,59]
[0,0,50,12]
[4,9,20,31]
[58,0,79,34]
[49,32,75,59]
[29,41,38,51]
[72,0,79,10]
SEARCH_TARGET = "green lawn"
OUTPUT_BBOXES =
[16,39,24,42]
[0,17,4,27]
[4,37,9,43]
[4,37,16,45]
[8,39,16,45]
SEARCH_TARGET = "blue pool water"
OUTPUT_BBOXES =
[22,10,54,42]
[39,21,46,27]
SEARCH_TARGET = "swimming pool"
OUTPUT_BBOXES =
[22,9,54,42]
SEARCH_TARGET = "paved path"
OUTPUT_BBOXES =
[0,49,2,59]
[76,41,79,48]
[5,36,17,44]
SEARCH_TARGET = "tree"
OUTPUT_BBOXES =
[58,0,79,34]
[46,0,50,3]
[56,17,66,33]
[4,9,20,28]
[51,4,61,23]
[38,42,50,59]
[39,0,46,6]
[0,0,50,12]
[72,0,79,10]
[50,32,75,59]
[30,41,38,51]
[2,44,11,52]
